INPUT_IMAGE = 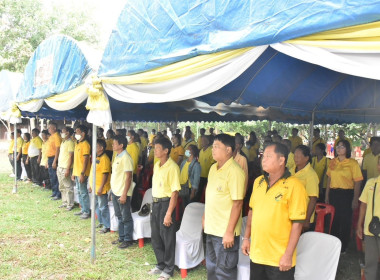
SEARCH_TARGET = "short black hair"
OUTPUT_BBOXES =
[32,128,40,134]
[214,133,235,152]
[265,142,289,164]
[49,122,58,129]
[315,143,327,156]
[337,139,351,158]
[113,134,127,149]
[294,145,312,164]
[41,129,49,136]
[172,133,182,145]
[67,127,74,136]
[16,129,21,135]
[235,134,245,145]
[155,137,172,155]
[23,133,31,142]
[97,138,106,151]
[76,125,88,135]
[314,128,320,133]
[292,128,299,133]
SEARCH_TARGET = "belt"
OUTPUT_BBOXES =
[152,197,170,203]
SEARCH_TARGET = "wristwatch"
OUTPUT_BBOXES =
[242,237,249,241]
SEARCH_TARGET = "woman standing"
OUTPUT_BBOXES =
[325,139,363,253]
[293,145,319,231]
[170,134,185,165]
[312,143,330,201]
[22,133,32,181]
[179,144,200,208]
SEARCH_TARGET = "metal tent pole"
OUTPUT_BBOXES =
[309,111,315,150]
[90,124,97,263]
[13,124,17,194]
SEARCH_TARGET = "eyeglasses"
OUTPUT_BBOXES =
[336,145,346,149]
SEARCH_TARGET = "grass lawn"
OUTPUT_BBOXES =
[0,153,361,279]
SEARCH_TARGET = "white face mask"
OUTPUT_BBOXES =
[75,134,81,141]
[61,133,66,139]
[185,150,191,157]
[127,136,131,142]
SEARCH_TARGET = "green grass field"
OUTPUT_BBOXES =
[0,153,361,279]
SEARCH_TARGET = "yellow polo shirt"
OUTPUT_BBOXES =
[127,142,139,174]
[22,141,30,155]
[89,153,111,194]
[170,145,185,163]
[248,142,260,162]
[180,161,191,187]
[293,163,319,223]
[106,139,113,151]
[249,173,307,267]
[111,150,134,196]
[199,146,215,178]
[149,134,155,145]
[312,156,330,189]
[363,148,371,159]
[326,158,363,189]
[363,152,380,180]
[40,142,48,166]
[286,152,296,175]
[359,176,380,236]
[46,132,61,157]
[58,139,75,169]
[152,158,181,198]
[16,137,23,153]
[197,136,202,149]
[28,136,43,157]
[289,136,303,153]
[204,158,245,237]
[73,140,91,177]
[312,137,326,154]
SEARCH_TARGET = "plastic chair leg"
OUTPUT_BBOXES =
[138,238,144,248]
[181,269,187,278]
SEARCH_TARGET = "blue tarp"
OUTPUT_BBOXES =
[17,35,91,103]
[0,70,23,113]
[99,0,380,77]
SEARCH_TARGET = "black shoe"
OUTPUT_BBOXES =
[50,194,55,197]
[118,241,133,249]
[112,239,122,245]
[51,196,61,201]
[99,228,110,234]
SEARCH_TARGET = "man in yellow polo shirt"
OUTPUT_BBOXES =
[195,135,215,202]
[72,125,91,219]
[203,134,245,280]
[148,137,180,279]
[89,139,111,234]
[127,130,140,182]
[334,129,352,151]
[197,128,206,149]
[138,128,148,165]
[111,135,135,248]
[362,137,380,182]
[8,131,23,179]
[57,127,75,211]
[241,142,307,280]
[289,128,303,153]
[46,122,62,200]
[28,128,43,186]
[312,128,325,156]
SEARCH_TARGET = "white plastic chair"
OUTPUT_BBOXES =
[174,202,205,279]
[295,232,341,280]
[108,199,119,232]
[237,216,250,280]
[132,188,153,247]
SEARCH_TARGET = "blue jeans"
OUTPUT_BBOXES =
[95,194,110,228]
[75,176,90,214]
[112,193,133,242]
[206,234,239,280]
[48,157,61,198]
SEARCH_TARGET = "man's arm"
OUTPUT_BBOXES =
[52,147,60,169]
[65,152,74,177]
[352,180,362,210]
[163,191,179,227]
[223,200,243,249]
[241,209,252,255]
[356,202,367,240]
[97,173,109,196]
[304,196,317,229]
[279,222,303,271]
[79,155,89,183]
[119,171,132,204]
[325,177,331,204]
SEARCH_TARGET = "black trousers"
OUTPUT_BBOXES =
[150,200,176,276]
[22,154,32,180]
[39,166,51,189]
[193,177,207,202]
[250,262,295,280]
[329,188,354,252]
[29,156,41,185]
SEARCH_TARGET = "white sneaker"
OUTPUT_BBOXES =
[9,174,15,178]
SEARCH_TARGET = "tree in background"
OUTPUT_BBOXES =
[0,0,99,72]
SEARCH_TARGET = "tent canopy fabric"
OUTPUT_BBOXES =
[99,0,380,77]
[0,70,23,113]
[17,35,92,103]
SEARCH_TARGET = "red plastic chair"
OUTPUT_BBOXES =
[315,203,335,234]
